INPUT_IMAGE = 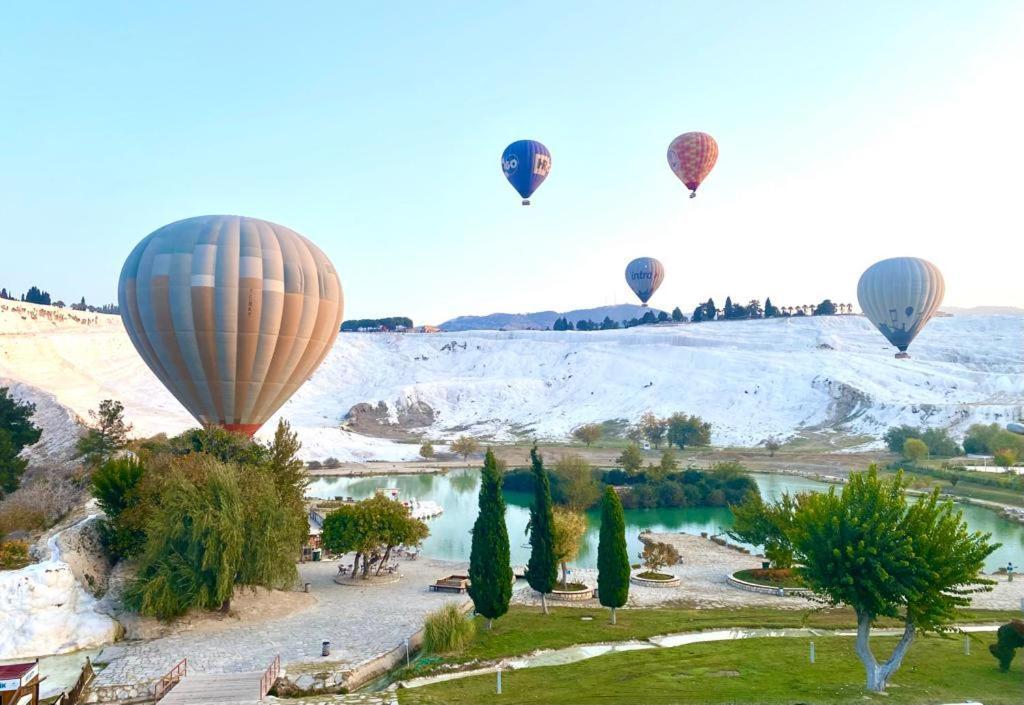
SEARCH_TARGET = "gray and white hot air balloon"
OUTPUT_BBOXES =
[625,257,665,307]
[856,257,944,359]
[118,215,344,436]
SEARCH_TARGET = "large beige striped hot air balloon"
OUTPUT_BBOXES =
[856,257,944,359]
[118,215,344,436]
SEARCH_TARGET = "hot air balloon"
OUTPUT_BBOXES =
[625,257,665,306]
[667,132,718,198]
[856,257,944,359]
[118,215,344,436]
[501,140,551,205]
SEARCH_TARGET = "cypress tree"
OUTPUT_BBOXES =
[597,486,630,624]
[525,445,558,614]
[468,449,513,629]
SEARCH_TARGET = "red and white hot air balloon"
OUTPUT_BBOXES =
[667,132,718,198]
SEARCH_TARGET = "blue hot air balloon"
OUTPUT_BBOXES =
[501,140,551,205]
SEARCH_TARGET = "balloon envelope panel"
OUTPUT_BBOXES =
[118,215,344,435]
[667,132,718,194]
[501,140,551,200]
[625,257,665,304]
[856,257,944,353]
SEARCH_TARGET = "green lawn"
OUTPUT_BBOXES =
[879,467,1024,508]
[398,605,1017,673]
[400,633,1024,704]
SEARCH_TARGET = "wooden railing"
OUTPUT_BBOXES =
[53,657,95,705]
[259,655,281,700]
[152,658,187,701]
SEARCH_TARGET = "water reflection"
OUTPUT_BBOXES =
[306,471,1021,572]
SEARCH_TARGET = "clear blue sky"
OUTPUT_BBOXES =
[2,2,1021,323]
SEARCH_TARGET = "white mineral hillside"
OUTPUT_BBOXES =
[1,300,1022,460]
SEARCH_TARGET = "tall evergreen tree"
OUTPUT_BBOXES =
[724,296,734,319]
[597,486,630,624]
[671,306,684,322]
[468,449,513,629]
[525,445,558,614]
[706,298,717,320]
[764,297,777,318]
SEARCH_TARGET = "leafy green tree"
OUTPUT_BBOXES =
[764,438,781,457]
[450,436,480,463]
[77,399,133,467]
[813,299,837,315]
[639,540,680,573]
[322,494,429,578]
[552,507,587,588]
[599,316,619,330]
[125,455,301,618]
[0,429,29,497]
[919,428,960,457]
[0,387,42,451]
[554,453,600,509]
[666,412,711,450]
[262,419,310,551]
[656,311,669,322]
[789,468,996,692]
[727,493,796,568]
[160,426,267,466]
[884,424,920,453]
[963,423,1024,455]
[419,440,435,459]
[902,437,928,462]
[525,446,558,614]
[571,423,603,447]
[994,448,1018,468]
[640,412,667,448]
[671,307,684,322]
[597,487,630,624]
[616,443,644,474]
[91,456,148,558]
[468,450,513,629]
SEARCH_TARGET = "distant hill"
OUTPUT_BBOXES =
[940,305,1024,316]
[438,304,668,331]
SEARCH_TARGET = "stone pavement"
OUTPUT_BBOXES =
[93,557,468,690]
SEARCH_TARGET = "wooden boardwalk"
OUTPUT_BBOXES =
[159,670,266,705]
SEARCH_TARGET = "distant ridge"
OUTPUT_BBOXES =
[940,305,1024,316]
[438,304,667,331]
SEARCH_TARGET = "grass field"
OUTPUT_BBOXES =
[400,632,1024,704]
[395,605,1019,676]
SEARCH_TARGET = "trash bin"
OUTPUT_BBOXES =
[762,561,770,570]
[312,548,322,562]
[322,640,330,657]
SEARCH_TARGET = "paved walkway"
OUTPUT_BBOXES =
[94,558,468,689]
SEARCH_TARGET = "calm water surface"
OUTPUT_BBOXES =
[307,470,1022,573]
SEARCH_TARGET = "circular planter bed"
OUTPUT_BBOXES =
[727,568,810,596]
[333,572,402,586]
[630,571,681,588]
[547,582,595,602]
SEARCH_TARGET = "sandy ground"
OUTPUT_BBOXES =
[307,445,891,480]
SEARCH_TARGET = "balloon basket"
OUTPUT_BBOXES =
[521,199,531,206]
[689,191,697,199]
[895,352,910,360]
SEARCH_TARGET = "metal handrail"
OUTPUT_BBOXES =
[259,655,280,700]
[153,658,187,701]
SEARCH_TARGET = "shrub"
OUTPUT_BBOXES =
[994,448,1019,468]
[422,602,475,654]
[419,441,435,459]
[307,460,322,470]
[91,457,148,559]
[0,539,31,569]
[902,438,928,463]
[989,620,1024,672]
[640,541,680,573]
[323,457,341,469]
